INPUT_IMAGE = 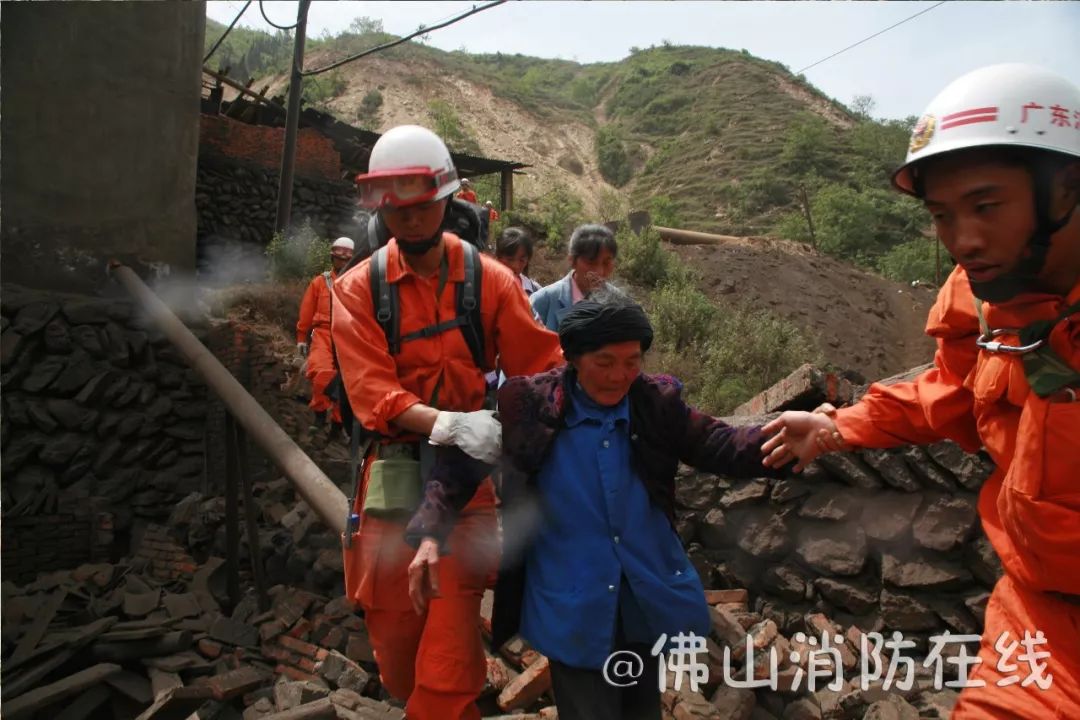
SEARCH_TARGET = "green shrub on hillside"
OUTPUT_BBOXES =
[877,237,940,284]
[692,302,822,415]
[648,269,716,351]
[356,89,383,123]
[596,126,633,187]
[616,226,671,288]
[521,186,585,252]
[428,100,481,155]
[647,195,680,228]
[300,70,346,108]
[266,220,330,282]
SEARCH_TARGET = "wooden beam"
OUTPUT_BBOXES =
[202,68,285,114]
[500,169,514,211]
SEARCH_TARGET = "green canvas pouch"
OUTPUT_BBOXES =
[363,458,423,518]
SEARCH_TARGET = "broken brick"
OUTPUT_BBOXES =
[278,635,319,658]
[209,616,259,648]
[344,633,373,664]
[259,619,288,643]
[322,596,355,620]
[319,626,345,651]
[197,638,224,659]
[497,655,551,711]
[705,588,749,606]
[287,619,312,640]
[204,665,268,701]
[275,664,324,685]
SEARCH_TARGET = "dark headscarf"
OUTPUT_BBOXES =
[558,294,654,357]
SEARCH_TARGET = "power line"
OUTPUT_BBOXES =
[794,1,947,76]
[302,0,506,77]
[259,0,299,31]
[203,0,253,64]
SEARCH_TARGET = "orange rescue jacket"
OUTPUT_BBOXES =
[834,265,1080,596]
[331,233,563,436]
[296,270,336,344]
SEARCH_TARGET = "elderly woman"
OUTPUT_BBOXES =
[492,291,788,720]
[530,223,618,330]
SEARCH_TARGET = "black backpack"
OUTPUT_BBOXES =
[347,197,490,268]
[325,240,486,437]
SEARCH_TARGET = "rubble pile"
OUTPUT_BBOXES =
[477,588,961,720]
[0,558,404,720]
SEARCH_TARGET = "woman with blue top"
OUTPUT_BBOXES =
[530,223,618,330]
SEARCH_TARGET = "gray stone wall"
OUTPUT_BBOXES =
[0,2,204,293]
[1,286,208,582]
[678,438,1000,649]
[196,156,363,280]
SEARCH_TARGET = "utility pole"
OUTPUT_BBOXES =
[274,0,311,236]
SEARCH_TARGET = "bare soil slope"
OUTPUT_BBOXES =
[529,238,938,382]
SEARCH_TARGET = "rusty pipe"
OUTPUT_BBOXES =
[108,262,348,534]
[653,225,748,246]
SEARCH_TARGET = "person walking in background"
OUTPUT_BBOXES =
[456,177,478,204]
[296,236,354,435]
[494,226,541,297]
[530,223,618,330]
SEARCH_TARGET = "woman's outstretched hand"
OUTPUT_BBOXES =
[761,404,848,472]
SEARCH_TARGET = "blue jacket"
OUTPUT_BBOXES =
[529,271,575,331]
[491,366,786,650]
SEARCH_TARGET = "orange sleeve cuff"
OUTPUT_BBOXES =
[371,390,423,437]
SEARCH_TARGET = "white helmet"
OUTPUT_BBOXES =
[331,237,354,251]
[894,63,1080,195]
[355,125,459,207]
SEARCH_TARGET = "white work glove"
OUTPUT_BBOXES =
[429,410,501,464]
[297,342,308,357]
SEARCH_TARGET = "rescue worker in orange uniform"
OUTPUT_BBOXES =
[297,236,354,432]
[332,125,563,720]
[762,64,1080,718]
[456,177,478,204]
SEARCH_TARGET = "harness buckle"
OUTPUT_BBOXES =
[975,328,1045,355]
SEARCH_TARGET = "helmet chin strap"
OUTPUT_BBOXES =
[969,163,1076,303]
[387,201,450,256]
[397,233,442,256]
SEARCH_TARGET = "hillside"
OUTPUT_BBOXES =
[204,18,943,399]
[203,21,927,246]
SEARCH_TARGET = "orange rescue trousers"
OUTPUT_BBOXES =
[305,326,340,422]
[343,470,499,720]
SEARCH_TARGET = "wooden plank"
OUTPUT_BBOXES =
[0,647,77,701]
[105,669,154,705]
[10,588,67,662]
[147,667,184,700]
[131,686,215,720]
[1,618,117,700]
[53,685,113,720]
[3,663,122,720]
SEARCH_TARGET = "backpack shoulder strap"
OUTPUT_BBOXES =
[369,246,400,355]
[456,242,486,370]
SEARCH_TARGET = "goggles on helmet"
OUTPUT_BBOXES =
[354,166,457,209]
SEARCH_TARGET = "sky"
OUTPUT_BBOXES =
[206,1,1080,120]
